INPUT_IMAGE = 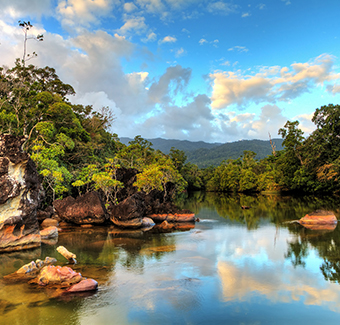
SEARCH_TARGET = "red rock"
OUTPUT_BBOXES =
[148,214,168,222]
[173,222,196,231]
[166,213,195,223]
[65,278,98,293]
[38,265,82,286]
[299,210,338,225]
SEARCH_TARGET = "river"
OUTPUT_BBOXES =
[1,191,340,324]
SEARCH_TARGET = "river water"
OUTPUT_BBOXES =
[1,192,340,324]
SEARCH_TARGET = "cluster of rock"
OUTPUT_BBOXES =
[0,134,197,253]
[4,246,98,296]
[51,168,196,230]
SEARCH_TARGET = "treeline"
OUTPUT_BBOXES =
[185,105,340,194]
[1,61,340,206]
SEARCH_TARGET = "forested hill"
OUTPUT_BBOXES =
[119,137,222,153]
[187,139,284,168]
[120,137,284,168]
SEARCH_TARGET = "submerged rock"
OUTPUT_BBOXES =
[0,134,44,252]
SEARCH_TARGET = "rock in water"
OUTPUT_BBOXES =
[53,191,107,224]
[0,135,43,252]
[16,261,38,274]
[57,245,77,262]
[299,210,338,225]
[65,278,98,293]
[40,226,58,239]
[37,265,82,285]
[110,192,146,228]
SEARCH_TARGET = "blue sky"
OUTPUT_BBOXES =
[1,0,340,143]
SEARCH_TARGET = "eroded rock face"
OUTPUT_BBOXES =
[53,191,107,224]
[0,135,43,252]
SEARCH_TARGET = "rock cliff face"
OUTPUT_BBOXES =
[0,135,43,252]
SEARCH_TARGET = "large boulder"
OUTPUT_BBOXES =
[110,192,146,228]
[0,134,43,252]
[299,210,338,225]
[53,191,107,224]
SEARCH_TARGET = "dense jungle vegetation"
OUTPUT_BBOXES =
[1,60,340,206]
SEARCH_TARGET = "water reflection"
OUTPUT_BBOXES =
[1,192,340,324]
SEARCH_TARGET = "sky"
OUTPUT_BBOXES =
[1,0,340,143]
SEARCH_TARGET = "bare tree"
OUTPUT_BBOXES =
[269,132,276,157]
[18,20,43,66]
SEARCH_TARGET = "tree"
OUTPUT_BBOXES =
[134,158,187,199]
[18,20,43,66]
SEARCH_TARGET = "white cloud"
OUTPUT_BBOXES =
[136,0,166,13]
[175,47,186,57]
[118,15,148,35]
[199,38,207,45]
[124,2,138,13]
[159,35,177,44]
[142,32,157,42]
[207,1,238,15]
[228,45,249,52]
[0,0,53,21]
[210,54,340,109]
[56,0,117,28]
[242,12,251,18]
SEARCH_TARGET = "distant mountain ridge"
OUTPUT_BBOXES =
[119,137,284,168]
[119,137,222,152]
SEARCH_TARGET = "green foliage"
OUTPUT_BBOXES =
[134,157,187,198]
[31,141,72,201]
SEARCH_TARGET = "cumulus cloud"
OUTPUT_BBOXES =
[118,15,148,35]
[141,94,215,140]
[210,54,340,109]
[136,0,166,13]
[56,0,117,28]
[124,2,138,12]
[148,65,191,104]
[159,35,177,44]
[0,0,53,21]
[142,31,157,42]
